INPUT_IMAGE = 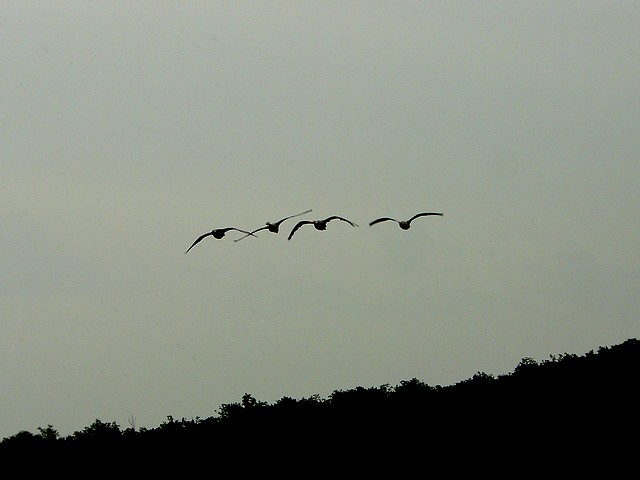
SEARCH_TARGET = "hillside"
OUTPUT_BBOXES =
[2,338,638,476]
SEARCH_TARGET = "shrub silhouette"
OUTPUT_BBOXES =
[2,338,638,477]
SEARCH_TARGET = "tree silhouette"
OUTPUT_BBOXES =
[1,337,638,477]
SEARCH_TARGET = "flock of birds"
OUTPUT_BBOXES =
[185,209,443,253]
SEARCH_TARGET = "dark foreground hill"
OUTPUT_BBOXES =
[2,338,638,477]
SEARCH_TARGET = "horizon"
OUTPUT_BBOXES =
[4,336,636,439]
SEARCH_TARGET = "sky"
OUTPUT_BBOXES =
[1,1,639,439]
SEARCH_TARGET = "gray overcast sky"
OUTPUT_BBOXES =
[2,1,639,438]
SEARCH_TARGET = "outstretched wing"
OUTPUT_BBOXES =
[185,232,212,253]
[369,217,396,226]
[275,208,313,226]
[234,226,268,242]
[408,212,443,223]
[227,227,256,237]
[325,216,358,228]
[287,220,312,240]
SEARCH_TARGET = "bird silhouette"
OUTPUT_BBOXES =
[234,209,313,242]
[185,227,255,253]
[369,212,443,230]
[288,215,358,240]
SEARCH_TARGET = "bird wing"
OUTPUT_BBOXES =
[287,220,311,240]
[408,212,443,223]
[369,217,396,226]
[227,227,256,236]
[325,216,358,227]
[276,208,313,225]
[185,232,212,253]
[233,226,267,242]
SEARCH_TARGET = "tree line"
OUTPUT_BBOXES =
[2,337,638,477]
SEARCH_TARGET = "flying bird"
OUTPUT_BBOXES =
[369,212,443,230]
[288,215,358,240]
[234,209,313,242]
[185,227,255,253]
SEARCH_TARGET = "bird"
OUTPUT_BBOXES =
[234,209,313,242]
[185,227,256,253]
[369,212,443,230]
[288,215,358,240]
